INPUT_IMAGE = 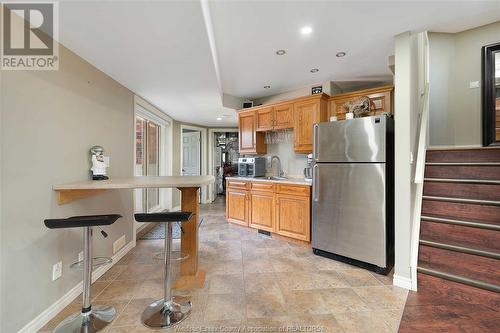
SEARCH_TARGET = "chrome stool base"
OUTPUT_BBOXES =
[53,305,116,333]
[141,297,192,329]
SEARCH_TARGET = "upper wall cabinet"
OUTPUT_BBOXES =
[239,110,267,155]
[329,85,394,120]
[256,103,294,131]
[273,102,294,130]
[256,106,274,131]
[238,95,328,154]
[294,96,329,153]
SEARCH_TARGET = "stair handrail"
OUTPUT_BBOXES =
[414,83,430,184]
[410,31,430,291]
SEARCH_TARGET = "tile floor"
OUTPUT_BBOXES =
[40,197,408,333]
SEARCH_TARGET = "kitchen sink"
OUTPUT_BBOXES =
[264,176,288,180]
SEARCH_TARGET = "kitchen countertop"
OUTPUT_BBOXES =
[226,176,312,186]
[53,176,215,190]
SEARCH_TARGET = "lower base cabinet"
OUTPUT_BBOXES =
[275,194,310,241]
[226,189,248,226]
[226,180,311,242]
[249,191,274,232]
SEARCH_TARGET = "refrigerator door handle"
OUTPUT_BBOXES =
[312,164,319,202]
[313,124,319,161]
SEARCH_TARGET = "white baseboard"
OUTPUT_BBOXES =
[393,274,412,290]
[18,241,135,333]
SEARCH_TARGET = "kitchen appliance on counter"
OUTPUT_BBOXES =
[311,115,394,274]
[304,154,313,180]
[238,157,266,178]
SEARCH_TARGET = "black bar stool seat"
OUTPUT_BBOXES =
[44,214,122,333]
[134,211,193,329]
[44,214,121,229]
[135,212,192,223]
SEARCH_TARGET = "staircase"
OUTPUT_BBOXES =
[418,147,500,293]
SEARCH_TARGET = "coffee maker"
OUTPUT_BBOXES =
[304,154,313,180]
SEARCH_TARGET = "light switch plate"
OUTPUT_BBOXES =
[469,81,480,89]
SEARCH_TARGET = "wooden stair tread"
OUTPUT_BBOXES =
[426,147,500,163]
[418,245,500,286]
[423,182,500,201]
[420,220,500,254]
[422,200,500,224]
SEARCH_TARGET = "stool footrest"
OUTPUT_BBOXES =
[70,257,113,270]
[153,251,190,262]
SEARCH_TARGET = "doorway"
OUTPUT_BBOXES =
[180,125,208,203]
[182,129,201,176]
[207,128,239,202]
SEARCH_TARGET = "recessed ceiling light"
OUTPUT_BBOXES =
[310,68,319,73]
[264,85,271,89]
[216,117,222,121]
[336,51,346,57]
[275,49,286,55]
[300,26,313,35]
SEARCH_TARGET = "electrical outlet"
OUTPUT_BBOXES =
[78,251,84,262]
[113,235,126,254]
[52,261,62,281]
[469,81,480,89]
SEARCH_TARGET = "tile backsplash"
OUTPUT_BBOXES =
[263,141,308,177]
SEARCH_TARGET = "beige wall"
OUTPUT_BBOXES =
[0,44,135,331]
[429,21,500,146]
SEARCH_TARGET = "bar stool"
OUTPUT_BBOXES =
[134,211,193,329]
[44,214,122,333]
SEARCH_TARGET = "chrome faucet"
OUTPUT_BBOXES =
[270,155,284,177]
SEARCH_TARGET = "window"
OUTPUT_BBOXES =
[135,116,162,211]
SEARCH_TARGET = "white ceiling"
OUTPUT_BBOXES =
[56,1,500,126]
[208,0,500,99]
[58,0,228,127]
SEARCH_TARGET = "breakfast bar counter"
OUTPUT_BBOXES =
[53,175,215,289]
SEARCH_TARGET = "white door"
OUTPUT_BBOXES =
[182,131,201,175]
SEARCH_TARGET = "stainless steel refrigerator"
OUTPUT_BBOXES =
[312,115,394,274]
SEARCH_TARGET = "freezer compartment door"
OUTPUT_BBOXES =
[313,116,387,163]
[312,163,386,267]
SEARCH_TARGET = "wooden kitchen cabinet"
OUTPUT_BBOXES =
[256,106,274,131]
[273,102,294,130]
[329,85,394,120]
[226,189,248,226]
[293,96,328,153]
[275,194,310,241]
[239,110,266,154]
[226,180,311,242]
[249,191,274,232]
[256,103,293,131]
[275,184,311,241]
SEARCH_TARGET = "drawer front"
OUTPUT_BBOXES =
[276,184,310,197]
[227,180,249,190]
[251,182,275,192]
